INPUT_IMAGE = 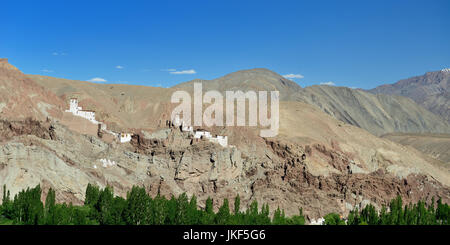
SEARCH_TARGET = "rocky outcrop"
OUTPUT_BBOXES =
[0,118,56,141]
[0,118,449,220]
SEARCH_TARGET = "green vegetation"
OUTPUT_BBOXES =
[0,184,304,225]
[1,184,448,225]
[344,196,449,225]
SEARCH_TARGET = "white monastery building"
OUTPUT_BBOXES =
[65,98,99,124]
[173,114,229,147]
[66,98,132,143]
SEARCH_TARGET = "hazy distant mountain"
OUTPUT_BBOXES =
[369,69,450,122]
[296,85,450,136]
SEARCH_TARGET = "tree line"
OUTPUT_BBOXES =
[325,195,449,225]
[0,184,304,225]
[0,184,448,225]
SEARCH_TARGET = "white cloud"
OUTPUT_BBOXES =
[283,74,304,79]
[161,68,176,72]
[52,52,67,56]
[41,69,54,73]
[170,69,197,75]
[320,81,336,86]
[88,77,107,83]
[116,65,124,69]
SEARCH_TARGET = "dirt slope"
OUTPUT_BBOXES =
[382,133,450,164]
[0,59,65,121]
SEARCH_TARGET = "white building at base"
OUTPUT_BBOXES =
[310,217,325,225]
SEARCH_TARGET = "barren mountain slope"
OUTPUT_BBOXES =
[369,69,450,121]
[0,64,445,219]
[27,74,177,131]
[297,85,450,136]
[277,101,449,185]
[174,68,450,136]
[381,133,450,164]
[1,101,449,219]
[0,59,65,121]
[173,68,302,101]
[28,68,450,136]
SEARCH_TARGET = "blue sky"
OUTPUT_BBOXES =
[1,0,449,89]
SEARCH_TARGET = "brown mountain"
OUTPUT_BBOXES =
[369,69,450,122]
[173,68,302,100]
[0,59,64,121]
[27,74,177,131]
[381,133,450,164]
[173,69,450,136]
[296,85,450,136]
[1,62,449,219]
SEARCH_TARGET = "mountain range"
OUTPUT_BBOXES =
[1,58,449,220]
[369,69,450,122]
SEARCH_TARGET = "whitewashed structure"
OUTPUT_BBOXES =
[66,98,133,143]
[441,68,450,73]
[118,133,132,143]
[310,217,325,225]
[208,135,228,147]
[194,130,228,147]
[171,113,228,147]
[181,124,194,133]
[173,114,194,132]
[194,130,212,139]
[99,159,117,168]
[65,98,99,124]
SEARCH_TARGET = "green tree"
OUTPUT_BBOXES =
[45,188,56,225]
[95,186,115,224]
[215,199,231,224]
[201,197,215,225]
[324,213,345,225]
[124,186,150,225]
